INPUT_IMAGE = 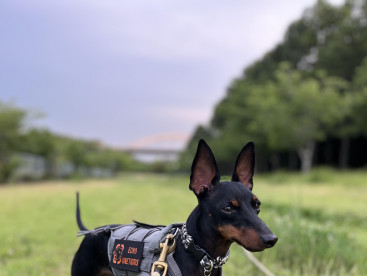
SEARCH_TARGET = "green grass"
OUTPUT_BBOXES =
[0,169,366,275]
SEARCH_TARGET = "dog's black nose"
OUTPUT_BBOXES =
[262,234,278,248]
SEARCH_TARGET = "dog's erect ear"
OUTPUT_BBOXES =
[232,142,255,190]
[189,139,220,196]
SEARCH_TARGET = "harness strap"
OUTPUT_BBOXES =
[77,224,122,237]
[167,254,182,276]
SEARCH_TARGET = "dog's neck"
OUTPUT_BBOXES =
[186,206,232,258]
[174,206,231,276]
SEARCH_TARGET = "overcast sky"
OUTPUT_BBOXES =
[0,0,343,149]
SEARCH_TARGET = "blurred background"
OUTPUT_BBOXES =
[1,0,367,275]
[1,0,367,180]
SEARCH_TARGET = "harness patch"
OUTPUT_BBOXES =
[111,239,144,272]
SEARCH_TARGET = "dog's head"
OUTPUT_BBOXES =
[189,139,277,252]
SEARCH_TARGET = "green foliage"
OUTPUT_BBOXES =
[193,63,347,173]
[350,58,367,136]
[246,64,346,151]
[0,102,27,182]
[56,138,138,176]
[306,166,340,182]
[0,102,26,152]
[315,0,367,80]
[20,129,55,157]
[0,159,19,184]
[64,139,88,171]
[260,205,363,275]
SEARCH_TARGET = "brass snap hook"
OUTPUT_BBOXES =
[151,234,176,276]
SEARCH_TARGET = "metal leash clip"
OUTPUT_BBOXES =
[151,234,176,276]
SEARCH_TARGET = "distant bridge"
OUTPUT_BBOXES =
[124,148,182,163]
[124,132,190,162]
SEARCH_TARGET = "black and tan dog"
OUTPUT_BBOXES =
[72,139,277,276]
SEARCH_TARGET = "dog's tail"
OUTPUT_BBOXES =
[76,192,88,231]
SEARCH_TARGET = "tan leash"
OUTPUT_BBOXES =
[242,248,276,276]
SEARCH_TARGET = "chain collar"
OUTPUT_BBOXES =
[180,223,230,276]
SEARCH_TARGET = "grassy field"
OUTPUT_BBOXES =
[0,169,366,275]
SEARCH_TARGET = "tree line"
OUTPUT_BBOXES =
[0,102,141,183]
[181,0,367,173]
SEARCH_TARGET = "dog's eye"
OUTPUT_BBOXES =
[222,206,233,213]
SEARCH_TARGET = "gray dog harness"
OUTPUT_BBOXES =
[78,222,183,276]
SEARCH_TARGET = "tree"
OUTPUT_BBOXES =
[326,57,367,169]
[64,139,88,174]
[315,0,367,80]
[244,0,344,81]
[245,64,346,173]
[0,102,27,182]
[351,57,367,136]
[20,129,57,177]
[184,63,347,173]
